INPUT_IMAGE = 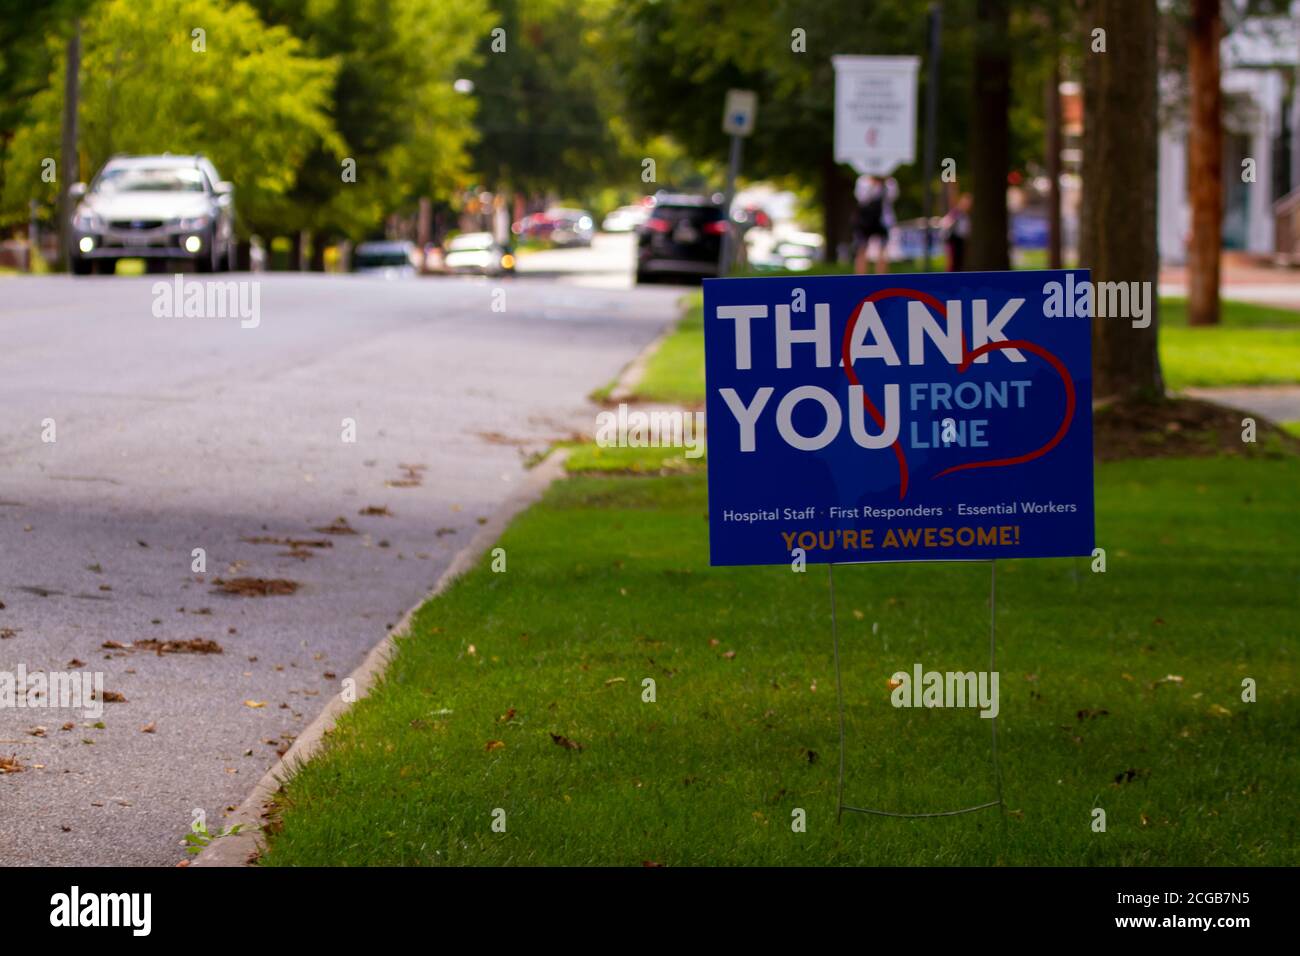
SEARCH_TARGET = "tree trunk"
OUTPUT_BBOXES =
[1187,0,1222,326]
[968,0,1011,271]
[288,232,302,272]
[821,150,855,264]
[58,21,80,271]
[309,234,326,272]
[1046,26,1063,269]
[1081,0,1164,401]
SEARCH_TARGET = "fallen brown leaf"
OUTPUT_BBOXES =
[550,733,583,752]
[313,518,357,536]
[135,638,223,655]
[240,536,332,549]
[212,577,300,597]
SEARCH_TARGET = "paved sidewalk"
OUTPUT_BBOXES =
[1160,260,1300,310]
[1184,385,1300,424]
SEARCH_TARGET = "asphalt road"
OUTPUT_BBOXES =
[0,258,682,865]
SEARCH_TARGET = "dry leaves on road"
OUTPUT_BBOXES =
[386,463,427,488]
[0,755,23,774]
[313,518,357,536]
[240,536,332,549]
[359,506,392,517]
[135,638,223,656]
[212,577,300,597]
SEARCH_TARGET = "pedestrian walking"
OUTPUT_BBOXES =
[853,173,898,275]
[941,193,972,272]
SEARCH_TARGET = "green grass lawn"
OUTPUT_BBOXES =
[1159,299,1300,389]
[628,299,706,405]
[261,452,1298,866]
[628,294,1300,405]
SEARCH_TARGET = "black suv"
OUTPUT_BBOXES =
[635,193,726,283]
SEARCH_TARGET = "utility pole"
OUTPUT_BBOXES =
[719,133,744,275]
[58,19,81,271]
[921,3,942,271]
[1045,6,1063,269]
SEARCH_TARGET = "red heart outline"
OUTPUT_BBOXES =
[840,288,1076,499]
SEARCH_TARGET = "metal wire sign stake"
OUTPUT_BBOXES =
[829,559,1005,822]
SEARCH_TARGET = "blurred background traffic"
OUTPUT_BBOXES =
[0,0,1297,291]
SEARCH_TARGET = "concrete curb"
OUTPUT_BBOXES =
[607,291,693,402]
[190,448,571,867]
[607,327,669,402]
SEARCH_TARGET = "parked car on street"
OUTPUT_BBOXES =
[443,232,515,276]
[546,208,594,247]
[69,154,236,274]
[635,193,726,283]
[351,240,419,278]
[512,212,556,241]
[600,204,649,233]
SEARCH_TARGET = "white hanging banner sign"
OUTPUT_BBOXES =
[833,55,920,176]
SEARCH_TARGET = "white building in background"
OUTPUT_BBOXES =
[1157,7,1300,264]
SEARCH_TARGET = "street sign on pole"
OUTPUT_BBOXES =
[832,55,920,176]
[719,89,757,275]
[722,89,758,137]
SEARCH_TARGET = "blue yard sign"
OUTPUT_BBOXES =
[703,271,1095,566]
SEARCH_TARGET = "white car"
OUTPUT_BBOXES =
[443,232,515,276]
[352,240,418,278]
[601,204,649,233]
[69,155,236,274]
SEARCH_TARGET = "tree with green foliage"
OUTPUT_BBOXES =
[467,0,630,204]
[0,0,92,222]
[250,0,490,258]
[1,0,343,238]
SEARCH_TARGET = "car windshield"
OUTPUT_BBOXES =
[354,248,410,267]
[448,235,493,252]
[95,167,206,194]
[652,205,722,224]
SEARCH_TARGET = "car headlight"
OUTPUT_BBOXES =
[72,208,103,231]
[177,215,212,231]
